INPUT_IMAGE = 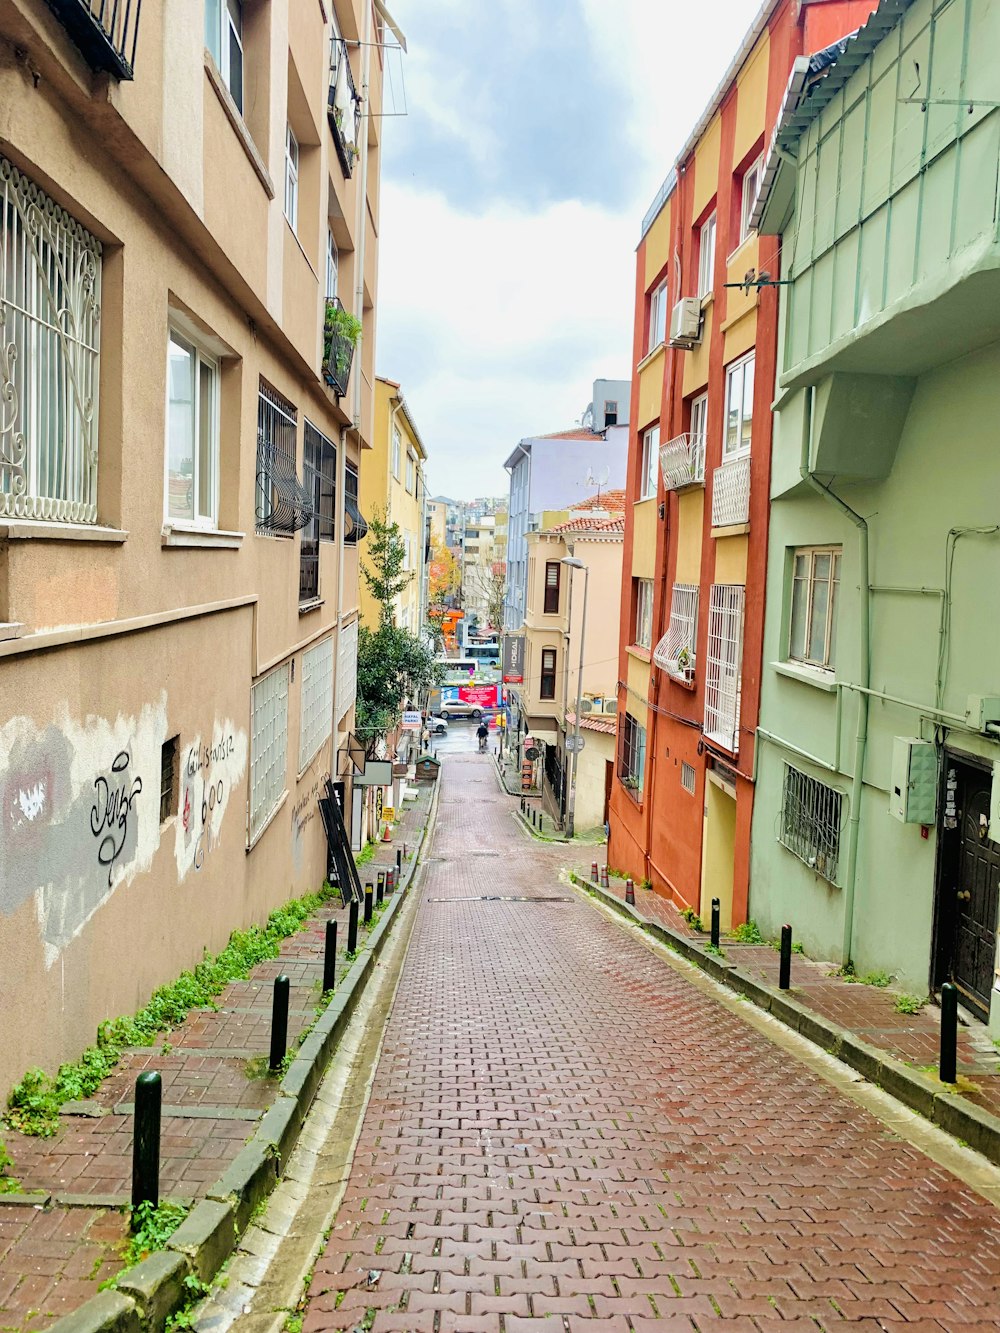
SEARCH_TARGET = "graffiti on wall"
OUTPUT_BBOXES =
[0,697,167,967]
[174,724,247,881]
[291,770,329,872]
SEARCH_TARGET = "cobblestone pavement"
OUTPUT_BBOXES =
[303,752,1000,1332]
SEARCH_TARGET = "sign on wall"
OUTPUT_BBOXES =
[502,634,525,684]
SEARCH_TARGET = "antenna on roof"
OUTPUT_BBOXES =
[583,465,610,505]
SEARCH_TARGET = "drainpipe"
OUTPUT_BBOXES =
[352,2,372,435]
[800,386,869,967]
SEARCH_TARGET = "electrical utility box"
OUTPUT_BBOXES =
[889,737,937,824]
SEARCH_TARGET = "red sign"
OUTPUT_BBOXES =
[458,684,498,709]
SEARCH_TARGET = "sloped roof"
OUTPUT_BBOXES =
[548,514,625,536]
[566,711,618,736]
[534,428,603,441]
[569,489,627,513]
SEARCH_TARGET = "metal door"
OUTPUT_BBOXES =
[950,767,1000,1017]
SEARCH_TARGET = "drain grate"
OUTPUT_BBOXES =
[427,895,569,903]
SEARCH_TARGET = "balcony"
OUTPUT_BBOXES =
[659,432,705,492]
[48,0,142,80]
[322,297,357,398]
[327,38,362,178]
[711,454,750,529]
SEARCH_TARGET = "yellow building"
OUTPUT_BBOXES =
[364,379,429,633]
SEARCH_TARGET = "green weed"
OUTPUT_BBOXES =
[356,841,378,866]
[703,943,726,959]
[0,1139,20,1193]
[680,907,704,932]
[729,921,765,944]
[859,970,892,988]
[123,1200,191,1268]
[894,994,927,1015]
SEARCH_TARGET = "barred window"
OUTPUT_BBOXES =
[704,584,744,752]
[300,422,336,604]
[249,664,289,843]
[654,584,698,678]
[779,765,843,883]
[619,712,646,796]
[344,461,369,545]
[256,380,310,537]
[681,762,696,795]
[299,637,334,771]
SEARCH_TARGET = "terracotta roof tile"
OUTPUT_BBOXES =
[549,514,625,535]
[534,428,602,441]
[566,710,618,735]
[569,490,627,512]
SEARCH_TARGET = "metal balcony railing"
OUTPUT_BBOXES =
[48,0,142,80]
[711,454,751,528]
[659,432,706,491]
[328,37,362,178]
[322,296,356,398]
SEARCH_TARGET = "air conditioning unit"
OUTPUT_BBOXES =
[603,699,618,716]
[669,297,702,348]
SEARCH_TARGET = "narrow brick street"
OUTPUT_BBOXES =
[301,753,1000,1332]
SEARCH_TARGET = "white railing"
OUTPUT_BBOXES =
[659,432,706,491]
[1,155,102,523]
[653,584,699,681]
[704,584,745,753]
[711,454,751,528]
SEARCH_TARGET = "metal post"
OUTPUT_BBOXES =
[600,865,609,888]
[376,873,384,906]
[625,878,635,906]
[396,849,402,877]
[364,884,373,925]
[563,561,589,840]
[131,1071,161,1215]
[388,867,396,893]
[323,920,337,994]
[591,860,598,882]
[711,898,721,949]
[940,982,958,1083]
[348,898,359,953]
[269,975,290,1071]
[779,925,792,991]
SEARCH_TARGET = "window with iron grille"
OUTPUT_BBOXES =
[633,579,654,650]
[779,764,843,883]
[619,712,646,795]
[681,762,696,795]
[789,546,841,669]
[249,664,289,843]
[1,155,102,523]
[654,584,699,679]
[544,561,560,614]
[257,381,310,537]
[344,462,368,544]
[299,637,334,771]
[300,422,336,605]
[540,647,557,700]
[703,584,744,752]
[159,736,179,825]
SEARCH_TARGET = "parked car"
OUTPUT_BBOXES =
[437,698,483,719]
[426,716,449,734]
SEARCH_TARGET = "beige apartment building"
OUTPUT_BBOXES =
[512,504,624,834]
[0,0,388,1095]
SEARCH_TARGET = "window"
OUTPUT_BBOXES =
[249,664,289,842]
[780,765,843,883]
[159,736,179,824]
[406,452,415,494]
[648,282,668,353]
[653,584,699,679]
[681,762,696,795]
[284,125,299,231]
[789,547,841,669]
[704,584,745,752]
[326,230,339,300]
[640,426,660,500]
[544,561,560,614]
[206,0,243,113]
[740,156,763,244]
[166,330,219,526]
[344,461,368,544]
[299,636,334,771]
[1,155,101,523]
[619,713,646,794]
[300,422,336,604]
[724,353,755,457]
[698,212,717,298]
[257,381,310,537]
[604,400,618,426]
[633,579,654,650]
[391,428,401,479]
[540,647,557,700]
[689,394,708,482]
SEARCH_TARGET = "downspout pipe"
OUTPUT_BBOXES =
[800,386,869,968]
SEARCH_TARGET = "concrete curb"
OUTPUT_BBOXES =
[49,789,436,1333]
[573,872,1000,1167]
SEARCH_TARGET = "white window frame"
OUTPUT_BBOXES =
[391,427,401,480]
[640,425,660,501]
[740,155,763,245]
[634,579,654,651]
[648,281,667,353]
[789,546,841,670]
[326,229,339,300]
[698,211,717,299]
[406,451,416,494]
[284,125,299,232]
[690,393,708,484]
[299,636,334,772]
[723,352,755,459]
[653,584,699,679]
[249,663,289,845]
[165,327,220,530]
[206,0,244,113]
[704,584,745,753]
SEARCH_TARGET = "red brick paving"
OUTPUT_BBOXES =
[303,753,1000,1331]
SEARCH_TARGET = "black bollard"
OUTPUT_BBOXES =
[131,1071,161,1214]
[269,975,290,1071]
[711,898,721,949]
[940,981,958,1083]
[779,925,792,990]
[396,849,402,878]
[625,878,635,906]
[377,870,386,905]
[364,884,374,925]
[323,920,337,994]
[348,898,359,953]
[520,798,525,814]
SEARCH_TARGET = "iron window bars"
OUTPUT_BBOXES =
[327,36,362,178]
[256,380,311,536]
[654,584,699,680]
[779,764,844,883]
[299,422,336,603]
[322,295,355,397]
[703,584,745,753]
[344,462,368,544]
[47,0,142,80]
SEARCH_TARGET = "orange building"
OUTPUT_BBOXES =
[609,0,876,928]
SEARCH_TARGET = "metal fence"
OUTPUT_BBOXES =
[659,432,706,491]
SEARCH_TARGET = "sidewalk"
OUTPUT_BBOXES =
[582,866,1000,1124]
[0,782,433,1332]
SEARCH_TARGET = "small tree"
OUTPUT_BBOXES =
[362,507,412,625]
[465,557,508,632]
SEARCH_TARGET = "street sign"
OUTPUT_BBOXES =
[401,710,422,730]
[565,735,586,754]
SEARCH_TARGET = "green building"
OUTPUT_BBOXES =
[751,0,1000,1032]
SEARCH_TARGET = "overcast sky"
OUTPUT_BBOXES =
[375,0,764,501]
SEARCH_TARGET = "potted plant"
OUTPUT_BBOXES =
[323,301,362,393]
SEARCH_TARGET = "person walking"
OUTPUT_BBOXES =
[476,720,489,753]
